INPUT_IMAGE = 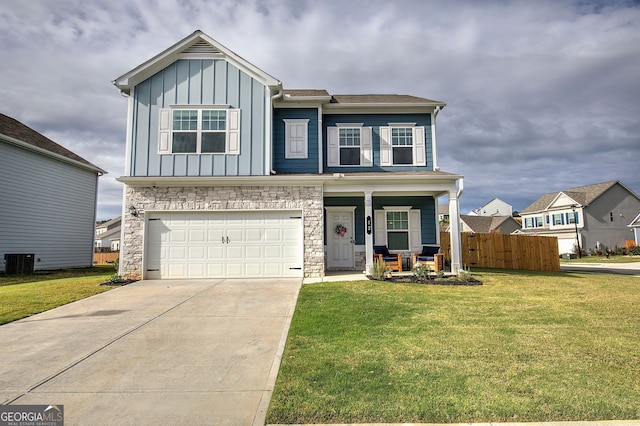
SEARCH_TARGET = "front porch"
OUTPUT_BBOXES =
[321,171,464,276]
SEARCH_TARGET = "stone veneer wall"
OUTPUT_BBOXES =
[121,185,324,279]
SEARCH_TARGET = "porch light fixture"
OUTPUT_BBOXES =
[571,205,581,258]
[129,205,138,217]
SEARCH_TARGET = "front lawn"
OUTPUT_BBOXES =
[0,266,115,325]
[267,270,640,424]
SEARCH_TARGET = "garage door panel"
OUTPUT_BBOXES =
[245,246,262,259]
[146,210,303,279]
[245,229,262,242]
[188,229,206,242]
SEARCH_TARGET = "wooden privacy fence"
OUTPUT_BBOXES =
[94,252,119,264]
[440,232,560,272]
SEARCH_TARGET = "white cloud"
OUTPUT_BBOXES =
[1,0,639,219]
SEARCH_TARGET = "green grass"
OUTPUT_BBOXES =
[267,270,640,424]
[0,266,115,325]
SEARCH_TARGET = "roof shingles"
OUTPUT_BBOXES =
[0,113,103,172]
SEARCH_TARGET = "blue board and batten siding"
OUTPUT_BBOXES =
[273,108,319,173]
[323,113,433,172]
[0,142,97,271]
[130,59,267,177]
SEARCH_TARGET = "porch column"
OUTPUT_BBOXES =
[448,187,463,274]
[364,190,374,273]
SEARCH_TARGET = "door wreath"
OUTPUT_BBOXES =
[335,224,347,237]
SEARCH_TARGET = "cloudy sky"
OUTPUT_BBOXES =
[1,0,639,220]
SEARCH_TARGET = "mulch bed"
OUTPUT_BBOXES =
[368,275,483,286]
[100,279,138,287]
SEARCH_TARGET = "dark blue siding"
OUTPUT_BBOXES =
[323,113,433,173]
[273,108,319,173]
[373,196,437,244]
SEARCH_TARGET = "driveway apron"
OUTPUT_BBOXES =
[0,278,301,425]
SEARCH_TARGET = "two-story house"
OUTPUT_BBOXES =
[112,30,464,280]
[470,198,513,217]
[95,216,121,251]
[519,181,640,255]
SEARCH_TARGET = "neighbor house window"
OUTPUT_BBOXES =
[284,119,309,159]
[326,124,373,167]
[386,211,409,250]
[553,214,564,225]
[158,107,240,155]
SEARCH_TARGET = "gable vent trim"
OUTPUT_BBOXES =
[183,40,221,55]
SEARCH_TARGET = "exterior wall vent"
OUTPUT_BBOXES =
[183,40,221,55]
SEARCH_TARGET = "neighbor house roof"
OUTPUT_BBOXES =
[0,113,105,173]
[521,181,629,214]
[628,212,640,228]
[461,215,515,233]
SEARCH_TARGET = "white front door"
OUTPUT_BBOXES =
[326,207,355,269]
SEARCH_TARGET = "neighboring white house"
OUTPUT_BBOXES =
[629,213,640,246]
[0,113,105,273]
[470,198,513,217]
[519,181,640,255]
[95,216,122,251]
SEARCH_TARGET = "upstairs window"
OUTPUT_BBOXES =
[339,128,361,165]
[327,124,373,167]
[391,128,413,165]
[158,107,240,155]
[379,124,426,166]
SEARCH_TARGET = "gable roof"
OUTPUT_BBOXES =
[0,113,105,173]
[113,30,281,95]
[521,181,635,214]
[461,215,515,233]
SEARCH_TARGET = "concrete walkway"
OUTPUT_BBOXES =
[0,278,301,425]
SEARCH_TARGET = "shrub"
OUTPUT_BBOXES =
[413,262,432,280]
[369,259,388,280]
[629,245,640,255]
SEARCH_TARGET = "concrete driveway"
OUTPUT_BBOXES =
[0,278,301,425]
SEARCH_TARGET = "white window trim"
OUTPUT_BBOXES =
[374,207,422,252]
[327,124,373,167]
[379,123,426,167]
[283,119,309,159]
[158,106,240,155]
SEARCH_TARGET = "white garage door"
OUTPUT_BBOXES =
[558,237,576,255]
[145,211,303,279]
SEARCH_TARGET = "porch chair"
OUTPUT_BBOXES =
[411,245,443,271]
[373,245,402,272]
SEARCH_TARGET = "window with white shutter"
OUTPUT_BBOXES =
[326,124,372,167]
[157,107,240,154]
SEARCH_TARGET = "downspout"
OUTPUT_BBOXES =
[268,85,284,174]
[432,105,441,171]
